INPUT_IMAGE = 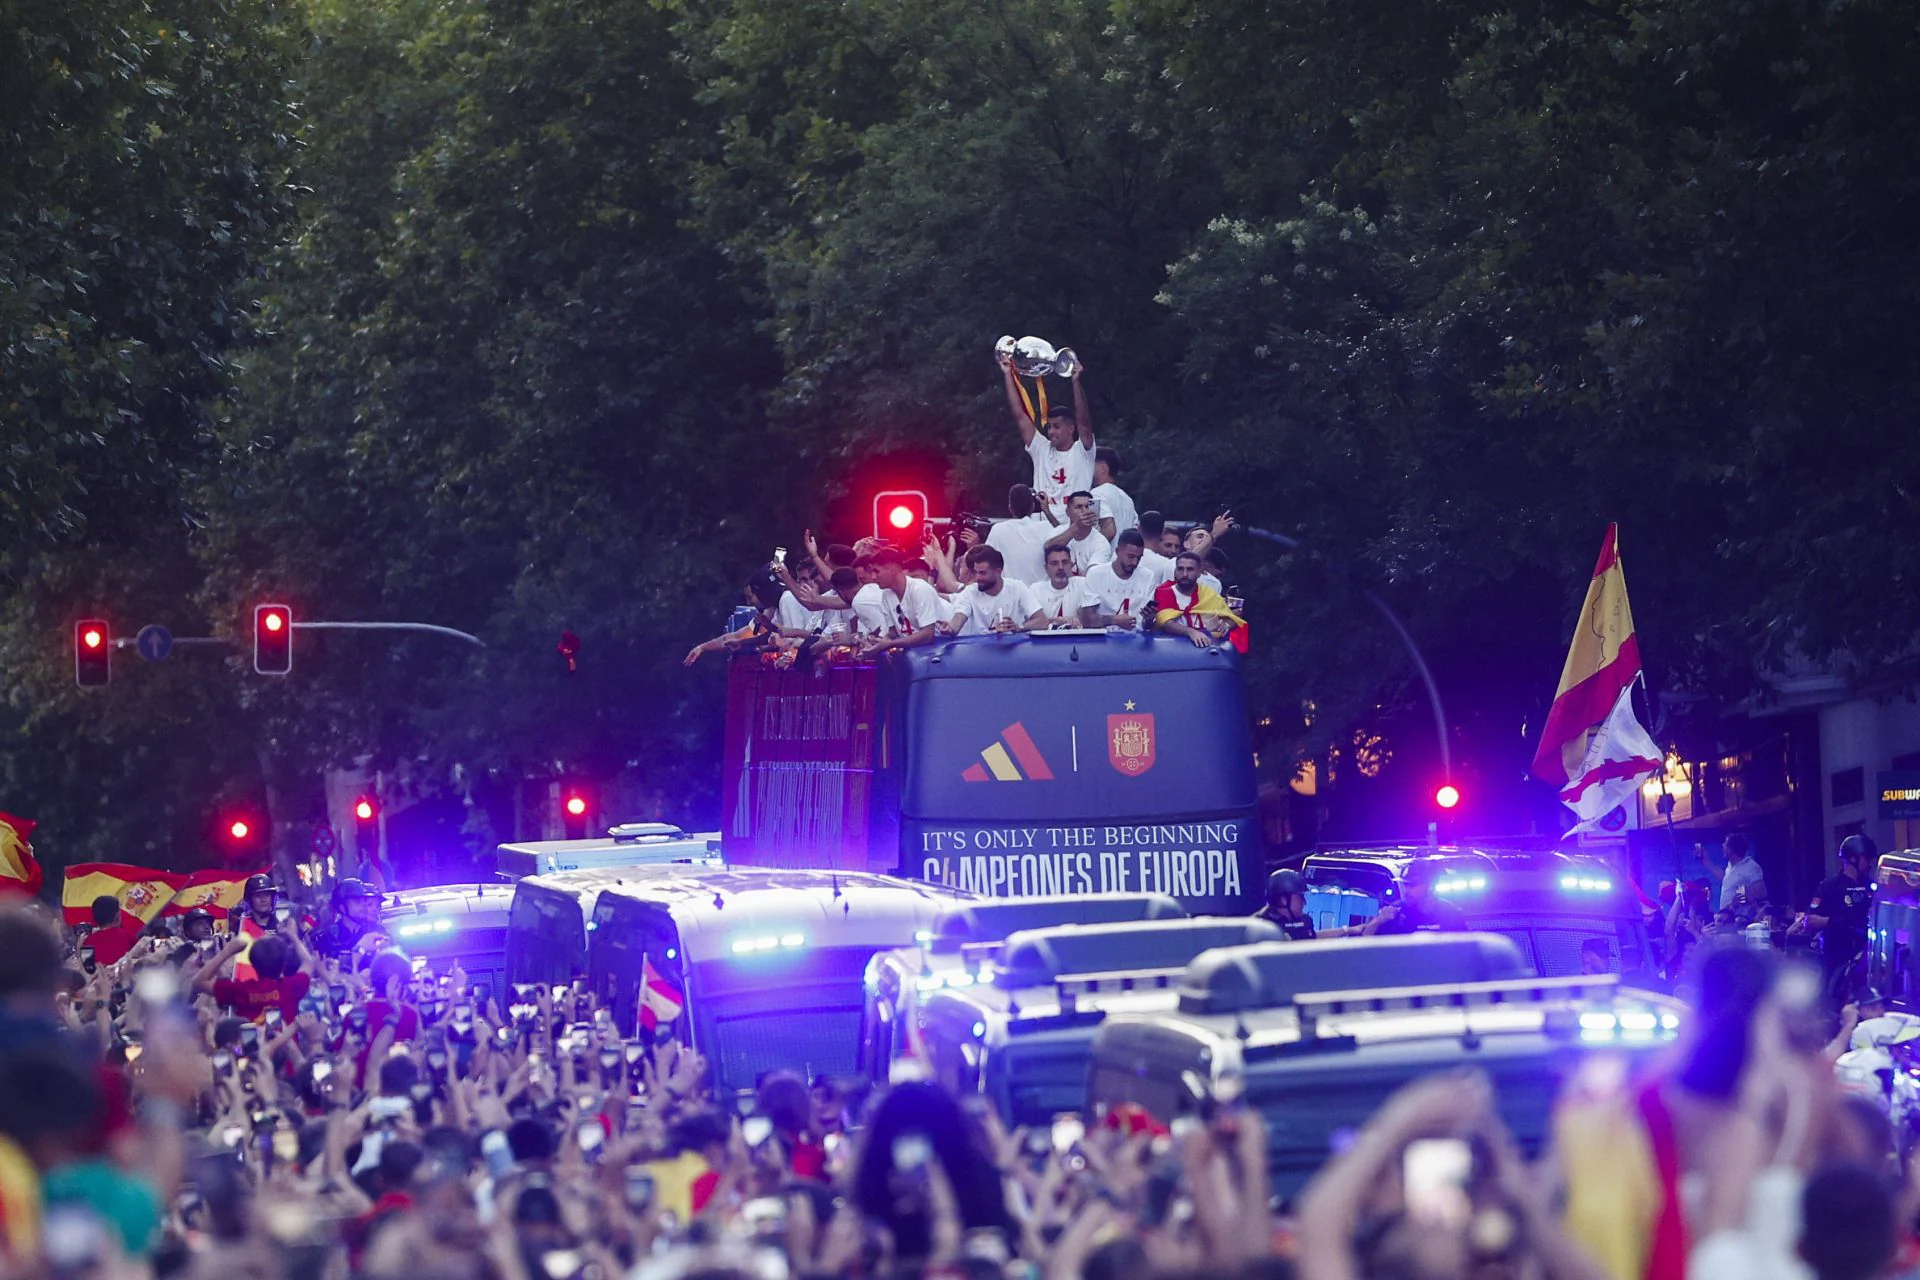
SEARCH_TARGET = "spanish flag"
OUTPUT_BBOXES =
[1531,525,1662,832]
[61,863,186,926]
[162,870,249,922]
[0,814,42,898]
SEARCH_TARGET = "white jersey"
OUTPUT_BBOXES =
[1060,528,1113,575]
[1091,482,1138,533]
[986,513,1055,588]
[1081,560,1165,623]
[850,582,890,637]
[1138,548,1176,583]
[886,578,949,633]
[949,580,1039,635]
[1026,434,1095,506]
[1029,577,1090,625]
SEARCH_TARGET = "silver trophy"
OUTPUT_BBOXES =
[994,334,1079,378]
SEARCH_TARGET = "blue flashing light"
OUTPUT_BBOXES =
[665,947,676,959]
[914,971,977,996]
[970,1020,987,1039]
[1434,875,1490,895]
[396,917,456,939]
[730,933,808,956]
[914,930,934,944]
[1559,875,1613,894]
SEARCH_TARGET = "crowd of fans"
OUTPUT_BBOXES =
[3,851,1920,1279]
[685,353,1247,669]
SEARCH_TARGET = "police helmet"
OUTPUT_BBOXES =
[1266,868,1308,904]
[1840,834,1879,864]
[332,877,380,906]
[243,873,277,898]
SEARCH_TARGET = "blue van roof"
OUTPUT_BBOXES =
[994,918,1282,989]
[929,893,1186,953]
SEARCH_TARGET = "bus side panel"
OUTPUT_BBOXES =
[720,658,888,872]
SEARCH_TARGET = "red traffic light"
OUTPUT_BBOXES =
[228,819,252,841]
[74,619,112,687]
[354,797,376,822]
[565,795,587,817]
[253,604,293,675]
[871,490,929,541]
[1435,784,1462,810]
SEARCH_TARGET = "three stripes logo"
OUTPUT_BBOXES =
[961,722,1055,783]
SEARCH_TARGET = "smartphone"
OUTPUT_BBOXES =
[369,1095,412,1121]
[576,1120,605,1159]
[78,946,96,971]
[624,1042,645,1065]
[482,1129,515,1178]
[624,1168,655,1212]
[328,984,347,1005]
[472,983,491,1007]
[773,547,788,566]
[1403,1138,1474,1228]
[239,1025,259,1052]
[742,1115,774,1148]
[311,1060,333,1084]
[123,1043,144,1063]
[272,1125,300,1165]
[495,1026,515,1049]
[264,1008,283,1031]
[212,1051,234,1074]
[1050,1114,1084,1155]
[891,1132,932,1171]
[451,1003,473,1026]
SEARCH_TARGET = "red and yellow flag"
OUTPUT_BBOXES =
[61,862,186,926]
[0,813,43,898]
[162,870,248,921]
[1531,525,1662,829]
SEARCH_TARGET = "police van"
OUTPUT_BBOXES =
[1870,848,1920,1004]
[586,866,967,1097]
[859,892,1187,1079]
[1303,845,1653,979]
[495,822,721,880]
[1086,933,1684,1194]
[381,884,515,998]
[505,869,668,988]
[915,917,1280,1126]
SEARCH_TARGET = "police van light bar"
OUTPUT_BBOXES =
[730,933,807,956]
[1577,1007,1681,1043]
[1434,876,1488,894]
[1559,875,1613,893]
[397,918,455,939]
[915,971,978,995]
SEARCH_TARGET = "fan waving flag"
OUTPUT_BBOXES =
[1532,525,1663,833]
[62,863,187,926]
[0,814,43,897]
[163,871,250,923]
[637,954,684,1033]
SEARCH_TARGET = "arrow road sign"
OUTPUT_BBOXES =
[135,625,174,663]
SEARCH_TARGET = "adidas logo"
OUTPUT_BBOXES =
[962,723,1056,783]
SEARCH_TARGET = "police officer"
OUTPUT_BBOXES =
[230,873,282,934]
[180,907,217,946]
[313,878,384,957]
[1791,833,1877,1001]
[1371,861,1470,936]
[1255,869,1381,941]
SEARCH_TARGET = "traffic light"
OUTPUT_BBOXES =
[872,490,929,542]
[1435,784,1462,811]
[354,796,376,823]
[253,604,293,675]
[74,620,111,687]
[562,789,591,840]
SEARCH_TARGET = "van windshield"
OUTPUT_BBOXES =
[690,948,877,1087]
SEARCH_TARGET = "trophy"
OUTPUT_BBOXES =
[995,335,1081,379]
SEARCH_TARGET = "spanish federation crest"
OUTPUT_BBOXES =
[1108,709,1156,777]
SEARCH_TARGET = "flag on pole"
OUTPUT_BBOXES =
[1531,525,1663,833]
[61,862,187,925]
[162,870,249,923]
[0,813,43,898]
[637,954,684,1033]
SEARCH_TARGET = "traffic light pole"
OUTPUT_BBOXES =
[1240,526,1452,781]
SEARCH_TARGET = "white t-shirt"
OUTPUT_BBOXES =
[1029,578,1090,626]
[1081,561,1165,623]
[1026,435,1095,506]
[1721,854,1767,908]
[1138,548,1176,583]
[850,582,890,637]
[986,514,1055,589]
[886,578,949,634]
[1200,571,1224,595]
[949,580,1040,636]
[1091,482,1138,533]
[1059,528,1113,575]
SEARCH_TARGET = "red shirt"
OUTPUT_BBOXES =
[86,920,145,967]
[212,971,311,1023]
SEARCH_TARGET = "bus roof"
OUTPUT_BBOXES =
[993,918,1281,990]
[1177,933,1529,1016]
